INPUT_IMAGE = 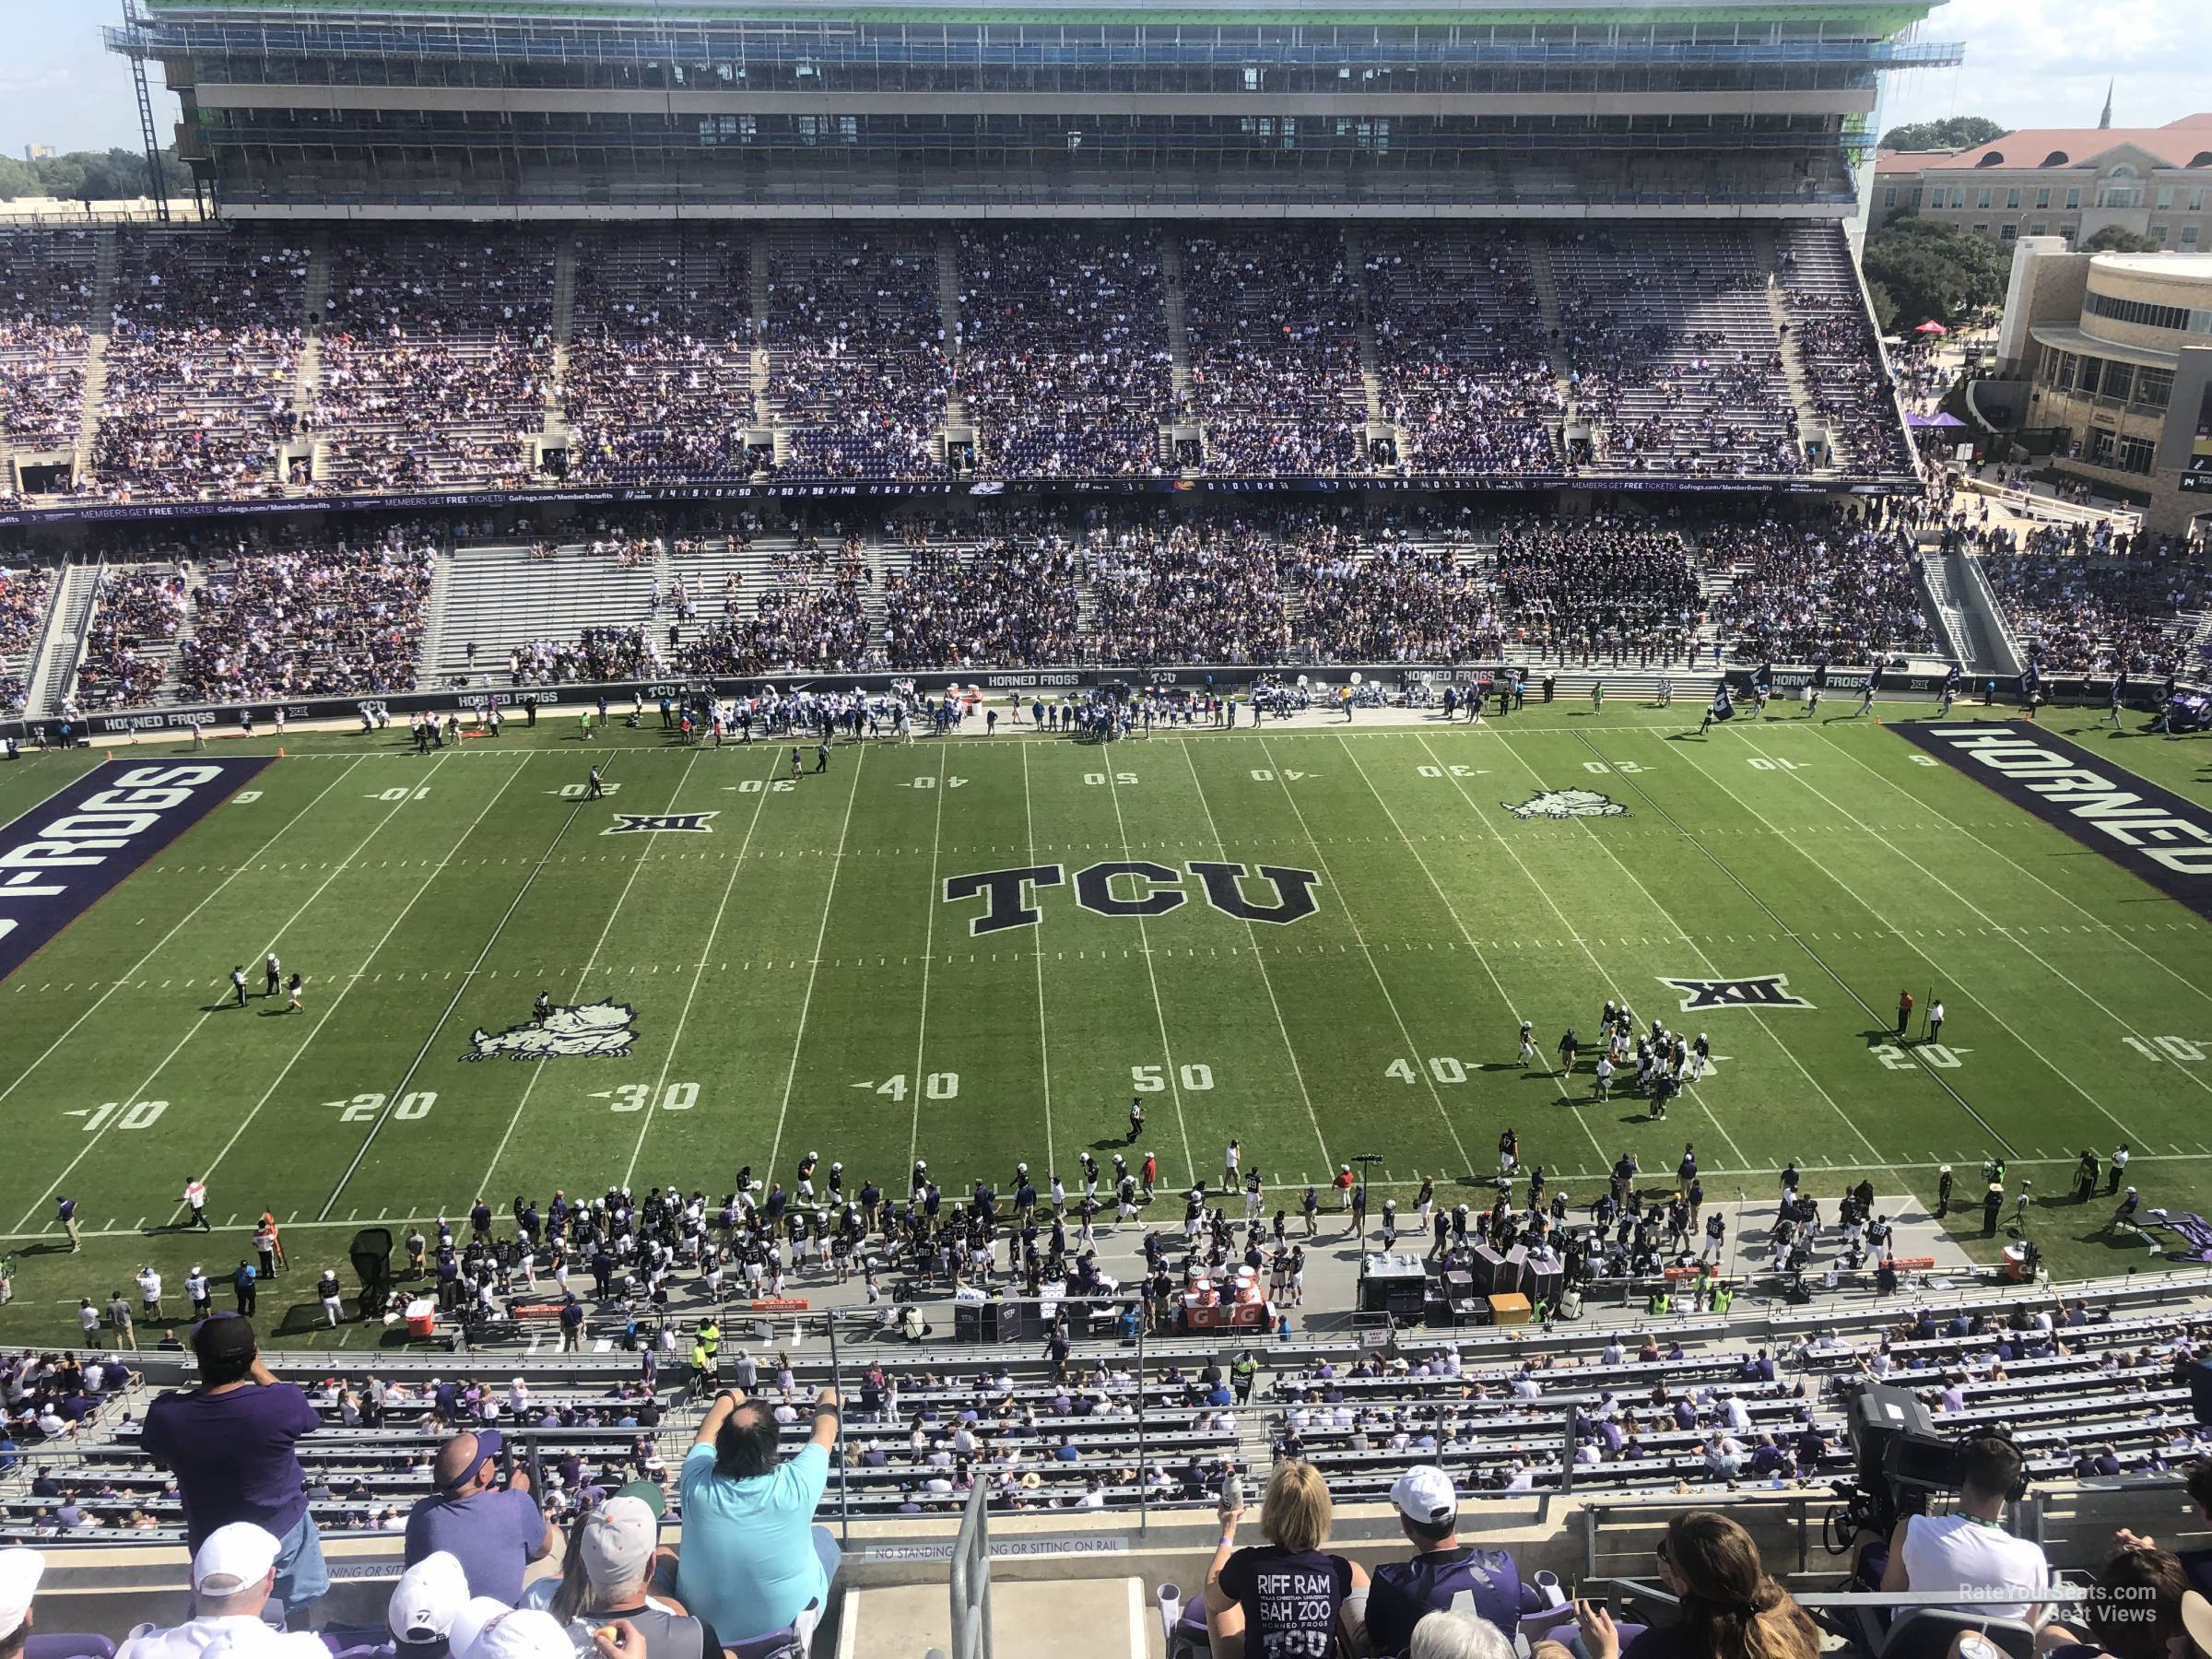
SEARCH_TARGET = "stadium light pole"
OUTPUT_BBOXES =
[1351,1154,1383,1253]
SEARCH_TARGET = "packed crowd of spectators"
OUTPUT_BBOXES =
[74,565,190,709]
[313,233,555,492]
[953,228,1173,478]
[1289,527,1499,662]
[0,563,54,713]
[92,231,307,500]
[0,230,96,455]
[511,626,662,686]
[1786,295,1916,476]
[1705,511,1934,665]
[1365,229,1562,477]
[880,524,1082,668]
[564,230,760,484]
[1083,516,1292,663]
[1489,516,1702,664]
[766,232,948,481]
[1984,537,2212,677]
[176,530,435,702]
[676,535,879,676]
[1181,230,1369,475]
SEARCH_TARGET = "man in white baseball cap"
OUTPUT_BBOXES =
[115,1524,327,1659]
[449,1605,572,1659]
[0,1547,45,1659]
[389,1552,471,1658]
[1364,1468,1524,1659]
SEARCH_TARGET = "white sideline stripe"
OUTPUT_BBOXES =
[905,744,950,1175]
[766,748,867,1185]
[14,754,422,1234]
[0,756,369,1118]
[476,748,706,1196]
[317,752,623,1218]
[202,751,532,1188]
[12,1147,2212,1243]
[1127,1576,1145,1659]
[619,748,783,1191]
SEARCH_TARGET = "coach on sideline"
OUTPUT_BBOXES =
[675,1384,843,1646]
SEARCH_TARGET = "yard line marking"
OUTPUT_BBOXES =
[904,746,951,1175]
[765,748,867,1185]
[1652,731,2120,1150]
[15,756,431,1234]
[476,748,708,1195]
[619,750,783,1193]
[1336,736,1605,1167]
[0,756,371,1123]
[1181,740,1332,1173]
[1018,744,1057,1181]
[202,752,532,1191]
[1097,751,1197,1193]
[1805,724,2212,1018]
[1254,735,1476,1181]
[1725,727,2162,1139]
[317,753,622,1218]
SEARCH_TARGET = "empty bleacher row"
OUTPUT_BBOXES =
[0,222,1915,513]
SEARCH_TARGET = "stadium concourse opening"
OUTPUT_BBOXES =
[8,5,2212,1659]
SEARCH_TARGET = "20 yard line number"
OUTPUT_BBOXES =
[329,1090,437,1121]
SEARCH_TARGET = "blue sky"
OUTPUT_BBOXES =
[0,2,2206,160]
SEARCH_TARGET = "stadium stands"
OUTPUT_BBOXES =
[0,229,97,460]
[565,229,760,486]
[92,229,308,500]
[765,229,948,482]
[0,563,54,714]
[313,232,555,493]
[1983,548,2212,677]
[1705,512,1938,665]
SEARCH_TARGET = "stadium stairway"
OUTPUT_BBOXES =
[1933,548,2019,675]
[29,559,104,718]
[70,230,118,486]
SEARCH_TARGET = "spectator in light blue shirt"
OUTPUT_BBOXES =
[675,1385,842,1646]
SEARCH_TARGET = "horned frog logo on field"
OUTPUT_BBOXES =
[1504,788,1629,820]
[465,1000,637,1062]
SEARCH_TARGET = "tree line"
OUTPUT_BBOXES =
[0,147,192,204]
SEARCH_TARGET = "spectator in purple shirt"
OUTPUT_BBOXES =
[404,1430,557,1606]
[140,1315,326,1619]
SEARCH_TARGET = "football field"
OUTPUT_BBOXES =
[5,699,2212,1345]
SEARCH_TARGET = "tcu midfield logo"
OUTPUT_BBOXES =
[1658,975,1813,1013]
[465,1000,640,1061]
[1505,789,1628,820]
[944,862,1322,935]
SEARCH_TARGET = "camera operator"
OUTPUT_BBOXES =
[1876,1433,2048,1620]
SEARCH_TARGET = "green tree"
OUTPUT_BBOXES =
[1879,116,2009,152]
[1865,279,1900,335]
[0,155,38,201]
[2079,225,2163,254]
[1861,217,2011,329]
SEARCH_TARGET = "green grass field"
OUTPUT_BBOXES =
[5,699,2212,1347]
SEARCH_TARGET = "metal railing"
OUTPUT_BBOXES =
[947,1483,995,1659]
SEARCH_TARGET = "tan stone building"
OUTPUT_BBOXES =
[1872,114,2212,252]
[1994,242,2212,535]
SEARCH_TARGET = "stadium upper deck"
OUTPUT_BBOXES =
[115,0,1960,215]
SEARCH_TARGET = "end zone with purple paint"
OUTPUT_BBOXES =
[0,758,273,983]
[1891,722,2212,922]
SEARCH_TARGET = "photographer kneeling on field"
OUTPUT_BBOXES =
[1877,1433,2050,1620]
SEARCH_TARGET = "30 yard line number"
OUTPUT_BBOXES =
[606,1082,700,1112]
